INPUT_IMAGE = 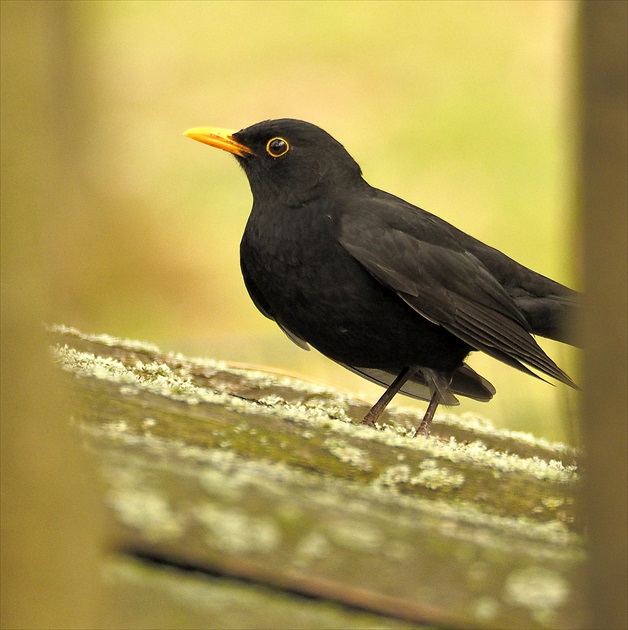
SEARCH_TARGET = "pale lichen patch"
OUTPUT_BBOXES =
[503,565,570,624]
[52,344,258,410]
[324,439,373,472]
[48,324,162,354]
[441,410,579,458]
[541,496,566,510]
[106,488,185,542]
[198,469,245,502]
[472,596,501,623]
[411,459,466,491]
[327,519,383,553]
[292,532,332,568]
[423,438,577,484]
[194,503,281,555]
[371,464,411,489]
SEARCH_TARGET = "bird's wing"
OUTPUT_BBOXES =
[339,222,575,387]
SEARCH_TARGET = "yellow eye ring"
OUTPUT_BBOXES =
[266,137,290,158]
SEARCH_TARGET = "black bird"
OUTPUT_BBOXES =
[185,119,578,436]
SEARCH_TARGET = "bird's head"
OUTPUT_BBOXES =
[184,118,364,207]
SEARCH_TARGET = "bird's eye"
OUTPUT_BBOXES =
[266,137,290,158]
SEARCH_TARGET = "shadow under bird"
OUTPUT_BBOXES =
[185,119,578,436]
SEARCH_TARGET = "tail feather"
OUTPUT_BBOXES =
[339,362,495,406]
[515,294,580,346]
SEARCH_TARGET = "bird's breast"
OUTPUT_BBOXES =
[240,204,356,309]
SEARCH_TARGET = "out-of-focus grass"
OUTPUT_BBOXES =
[43,1,579,440]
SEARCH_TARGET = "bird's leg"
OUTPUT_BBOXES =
[360,366,418,427]
[412,390,442,437]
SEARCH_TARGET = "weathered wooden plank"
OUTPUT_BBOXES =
[101,555,421,629]
[51,326,586,629]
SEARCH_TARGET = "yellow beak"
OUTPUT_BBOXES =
[183,127,253,157]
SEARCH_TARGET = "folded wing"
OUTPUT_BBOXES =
[340,221,575,389]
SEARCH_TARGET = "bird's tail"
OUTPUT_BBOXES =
[515,292,580,346]
[340,363,495,405]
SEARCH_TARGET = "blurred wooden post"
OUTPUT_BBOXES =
[579,2,628,628]
[0,2,105,628]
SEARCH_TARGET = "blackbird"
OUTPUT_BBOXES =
[185,119,578,436]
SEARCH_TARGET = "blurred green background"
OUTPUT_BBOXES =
[4,0,580,440]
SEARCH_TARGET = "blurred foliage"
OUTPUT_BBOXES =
[4,0,580,440]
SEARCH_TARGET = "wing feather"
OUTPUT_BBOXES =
[340,224,575,388]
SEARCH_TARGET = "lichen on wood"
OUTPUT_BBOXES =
[49,325,587,629]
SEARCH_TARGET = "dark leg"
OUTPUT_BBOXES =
[360,366,418,427]
[412,390,442,437]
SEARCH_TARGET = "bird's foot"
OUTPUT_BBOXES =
[359,412,378,428]
[410,390,442,437]
[411,418,431,438]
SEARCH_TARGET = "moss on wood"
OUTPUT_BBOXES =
[50,325,586,629]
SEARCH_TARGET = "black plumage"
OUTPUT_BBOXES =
[185,119,578,436]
